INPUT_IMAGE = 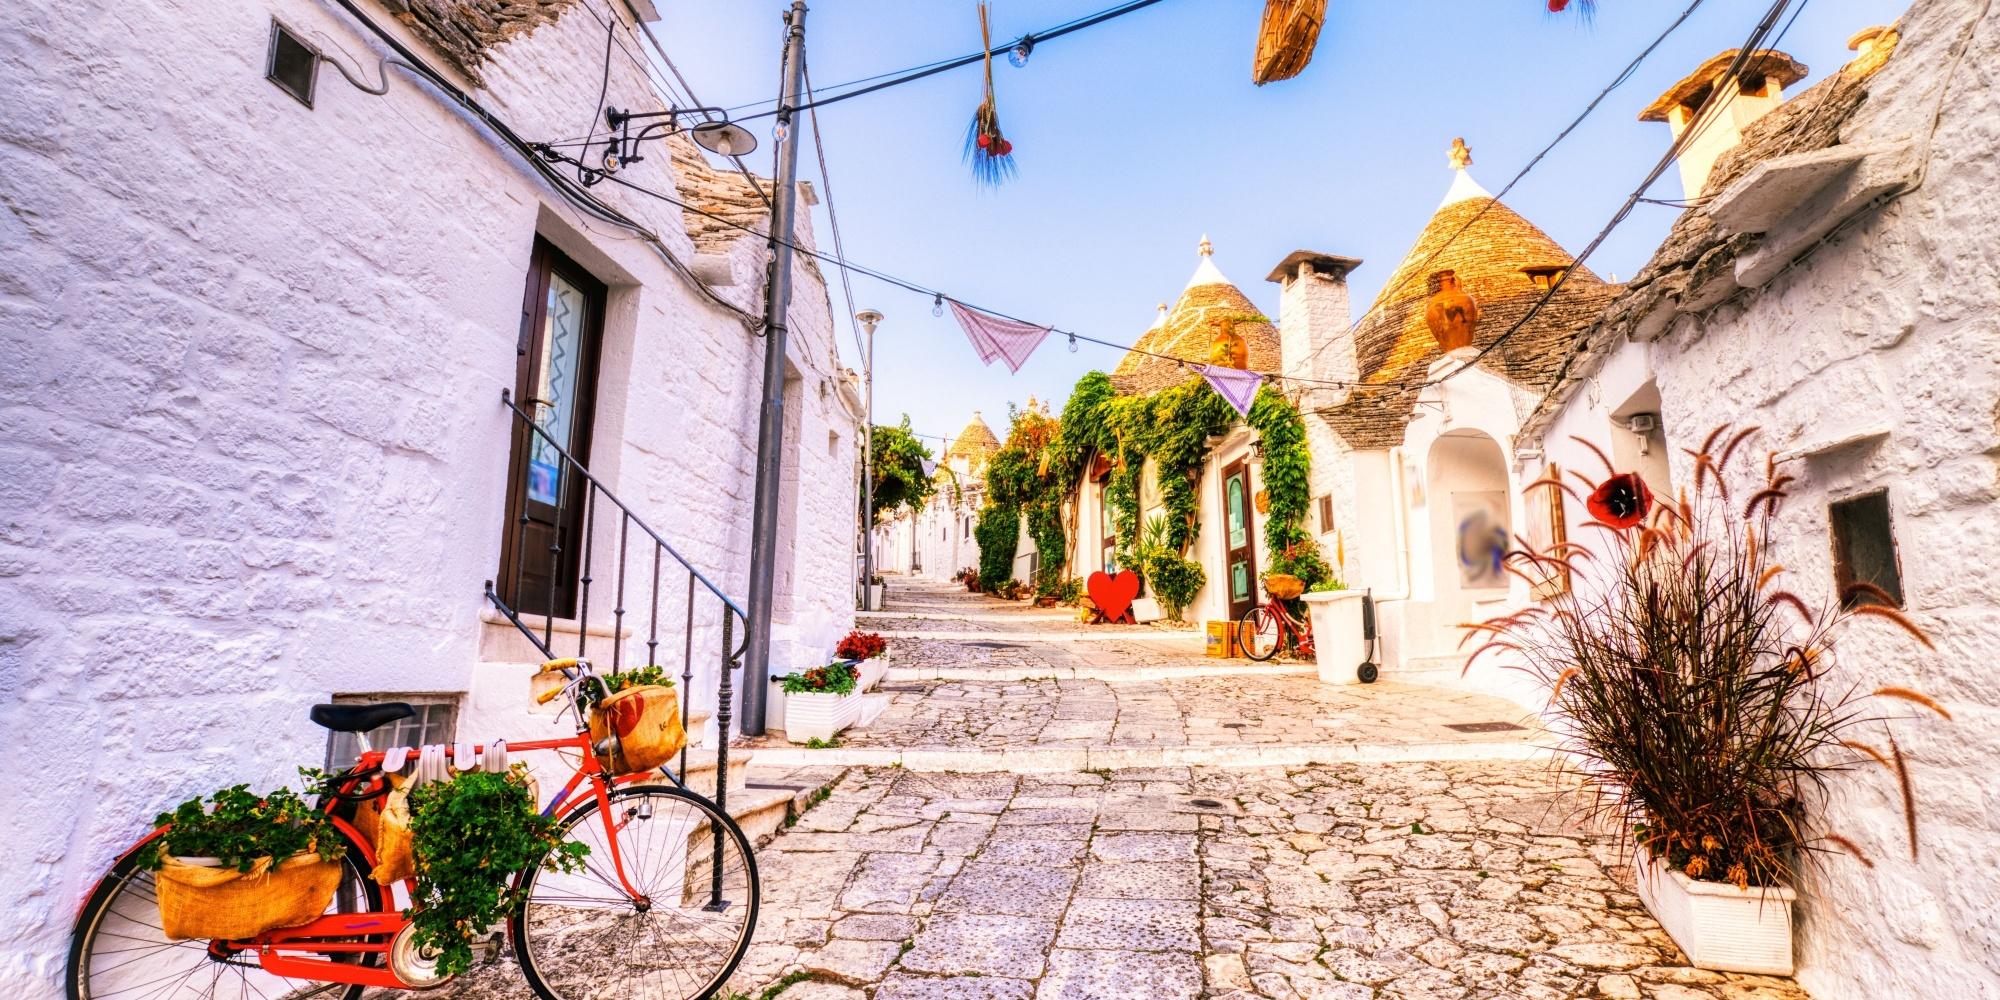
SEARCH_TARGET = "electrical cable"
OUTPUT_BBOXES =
[1293,0,1707,378]
[1420,0,1801,389]
[803,58,872,367]
[732,0,1170,122]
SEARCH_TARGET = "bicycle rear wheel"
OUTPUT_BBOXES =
[1241,607,1283,661]
[67,832,383,1000]
[513,783,758,1000]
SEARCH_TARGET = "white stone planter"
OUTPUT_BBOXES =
[1633,848,1796,975]
[1302,590,1368,685]
[783,690,863,744]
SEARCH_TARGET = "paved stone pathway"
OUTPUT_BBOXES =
[721,577,1813,999]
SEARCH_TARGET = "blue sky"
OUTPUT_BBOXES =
[663,0,1907,452]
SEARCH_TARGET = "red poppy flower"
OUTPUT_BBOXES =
[1587,473,1653,528]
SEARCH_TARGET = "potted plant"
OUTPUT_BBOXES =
[136,783,346,941]
[835,630,888,661]
[781,660,862,744]
[405,766,588,978]
[1468,427,1947,975]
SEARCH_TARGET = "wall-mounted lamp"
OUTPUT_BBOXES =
[533,105,759,188]
[1625,412,1660,456]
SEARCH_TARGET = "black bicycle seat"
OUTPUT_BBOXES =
[309,702,416,734]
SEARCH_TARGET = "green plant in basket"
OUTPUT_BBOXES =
[780,661,858,696]
[406,764,587,977]
[572,662,672,714]
[134,784,341,873]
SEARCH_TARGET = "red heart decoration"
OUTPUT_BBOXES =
[1086,570,1141,625]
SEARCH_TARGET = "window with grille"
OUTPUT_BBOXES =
[323,695,460,770]
[1830,490,1903,608]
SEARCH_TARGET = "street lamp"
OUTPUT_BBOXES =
[855,308,883,610]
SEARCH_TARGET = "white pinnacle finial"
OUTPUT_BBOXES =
[1199,234,1213,257]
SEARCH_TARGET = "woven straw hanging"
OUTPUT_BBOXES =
[964,2,1015,185]
[1252,0,1328,85]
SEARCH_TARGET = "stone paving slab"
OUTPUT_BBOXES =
[728,763,1811,1000]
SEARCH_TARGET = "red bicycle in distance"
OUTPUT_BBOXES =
[1239,586,1317,662]
[66,657,758,1000]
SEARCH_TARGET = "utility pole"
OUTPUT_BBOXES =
[741,0,808,736]
[855,309,882,610]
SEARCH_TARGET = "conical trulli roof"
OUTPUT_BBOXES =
[1112,236,1280,395]
[945,411,1002,472]
[1322,141,1618,449]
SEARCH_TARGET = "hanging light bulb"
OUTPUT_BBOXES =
[1008,34,1035,68]
[600,146,622,174]
[1067,333,1078,353]
[771,118,790,143]
[933,294,945,318]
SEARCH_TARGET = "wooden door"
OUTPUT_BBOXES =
[498,238,606,619]
[1221,458,1258,621]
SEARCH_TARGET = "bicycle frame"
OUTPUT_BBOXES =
[1259,595,1317,658]
[113,727,653,990]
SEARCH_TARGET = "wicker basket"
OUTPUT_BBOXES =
[589,684,688,775]
[155,854,343,941]
[1252,0,1328,85]
[1265,573,1306,600]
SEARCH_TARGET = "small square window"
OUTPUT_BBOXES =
[1316,494,1336,535]
[323,695,459,770]
[1830,490,1903,609]
[267,21,320,108]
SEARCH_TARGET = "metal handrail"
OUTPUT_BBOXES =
[500,389,746,620]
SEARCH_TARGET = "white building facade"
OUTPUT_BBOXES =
[0,1,858,988]
[1521,7,2000,996]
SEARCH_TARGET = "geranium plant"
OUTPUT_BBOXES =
[836,631,887,661]
[780,661,859,697]
[135,783,341,872]
[1467,426,1947,889]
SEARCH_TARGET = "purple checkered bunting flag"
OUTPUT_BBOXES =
[949,299,1053,374]
[1200,364,1264,418]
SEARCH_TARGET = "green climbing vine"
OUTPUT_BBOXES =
[969,368,1329,602]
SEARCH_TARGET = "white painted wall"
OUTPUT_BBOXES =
[1522,2,2000,994]
[0,1,854,989]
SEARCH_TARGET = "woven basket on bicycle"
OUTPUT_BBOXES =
[1264,573,1306,600]
[588,684,688,775]
[154,853,344,941]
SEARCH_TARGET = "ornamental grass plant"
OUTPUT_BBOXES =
[1467,425,1948,890]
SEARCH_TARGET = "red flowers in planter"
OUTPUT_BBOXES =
[1587,473,1654,529]
[836,630,887,661]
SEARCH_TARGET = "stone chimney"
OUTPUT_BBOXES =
[1640,48,1808,198]
[1266,250,1362,390]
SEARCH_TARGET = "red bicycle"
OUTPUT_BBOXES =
[1239,586,1316,662]
[66,658,758,1000]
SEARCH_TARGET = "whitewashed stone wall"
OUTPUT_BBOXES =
[0,0,854,990]
[1526,2,2000,994]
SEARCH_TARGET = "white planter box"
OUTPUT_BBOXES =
[783,690,863,744]
[1302,590,1368,685]
[1633,848,1796,975]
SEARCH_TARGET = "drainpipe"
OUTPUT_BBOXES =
[1374,446,1415,604]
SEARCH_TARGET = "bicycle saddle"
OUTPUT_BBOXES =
[309,701,416,733]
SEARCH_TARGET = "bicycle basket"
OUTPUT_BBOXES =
[1264,573,1305,600]
[588,684,687,775]
[154,853,343,941]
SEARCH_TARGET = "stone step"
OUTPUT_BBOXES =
[729,764,849,845]
[885,663,1318,683]
[749,740,1549,773]
[1399,654,1474,686]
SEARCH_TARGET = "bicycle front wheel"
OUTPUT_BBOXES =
[1241,607,1283,661]
[514,784,759,1000]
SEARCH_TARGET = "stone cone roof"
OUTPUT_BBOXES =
[1321,150,1617,449]
[945,411,1002,472]
[1112,237,1281,395]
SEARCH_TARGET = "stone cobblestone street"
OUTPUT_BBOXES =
[722,579,1813,999]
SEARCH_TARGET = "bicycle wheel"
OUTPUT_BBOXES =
[514,783,759,1000]
[67,831,384,1000]
[1241,607,1283,662]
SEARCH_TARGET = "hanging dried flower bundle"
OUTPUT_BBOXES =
[964,2,1015,186]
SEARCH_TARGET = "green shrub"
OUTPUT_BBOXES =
[1145,555,1206,622]
[780,661,858,696]
[975,505,1020,591]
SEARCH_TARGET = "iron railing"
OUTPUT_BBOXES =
[485,389,746,815]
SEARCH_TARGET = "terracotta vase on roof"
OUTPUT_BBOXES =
[1208,316,1250,370]
[1424,270,1480,358]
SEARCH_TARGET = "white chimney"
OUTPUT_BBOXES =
[1640,49,1808,198]
[1267,250,1362,391]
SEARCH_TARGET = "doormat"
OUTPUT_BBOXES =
[1443,721,1528,733]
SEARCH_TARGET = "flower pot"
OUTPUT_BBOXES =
[1633,848,1796,975]
[155,853,344,941]
[1302,590,1367,684]
[784,690,862,744]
